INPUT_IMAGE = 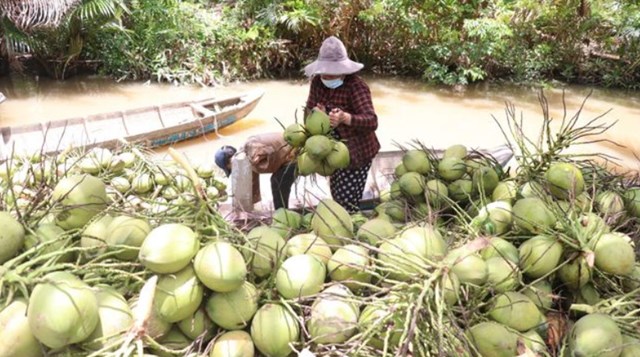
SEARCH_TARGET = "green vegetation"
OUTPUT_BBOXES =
[1,0,639,88]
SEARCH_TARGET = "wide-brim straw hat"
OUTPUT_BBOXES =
[304,36,364,77]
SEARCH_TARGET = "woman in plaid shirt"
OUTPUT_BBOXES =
[304,36,381,213]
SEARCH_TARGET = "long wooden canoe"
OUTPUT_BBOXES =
[0,89,264,160]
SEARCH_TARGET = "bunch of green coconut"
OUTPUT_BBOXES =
[282,108,350,176]
[0,146,228,222]
[2,98,640,357]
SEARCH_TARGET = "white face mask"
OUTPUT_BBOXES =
[321,77,344,89]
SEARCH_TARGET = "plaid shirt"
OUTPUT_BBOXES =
[305,75,381,168]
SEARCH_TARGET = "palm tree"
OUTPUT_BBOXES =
[1,0,125,79]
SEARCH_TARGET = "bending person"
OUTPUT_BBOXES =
[215,132,296,210]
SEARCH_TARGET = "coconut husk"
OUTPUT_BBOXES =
[0,0,80,31]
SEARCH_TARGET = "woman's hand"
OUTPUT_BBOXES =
[329,108,351,127]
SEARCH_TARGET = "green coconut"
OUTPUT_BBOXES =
[443,144,468,160]
[52,174,108,230]
[243,226,286,278]
[139,223,199,274]
[622,265,640,292]
[129,297,171,340]
[596,190,625,223]
[522,280,554,310]
[521,330,547,355]
[205,281,259,330]
[153,327,191,357]
[285,233,332,264]
[27,271,99,349]
[558,254,592,290]
[305,108,331,136]
[575,283,601,306]
[272,208,302,230]
[545,162,585,200]
[467,322,518,357]
[305,135,334,161]
[569,313,623,357]
[177,307,214,340]
[438,157,466,182]
[512,197,557,234]
[358,304,403,349]
[621,335,640,357]
[80,214,113,259]
[402,150,431,174]
[573,212,610,244]
[283,123,307,148]
[210,330,255,357]
[84,286,133,350]
[442,271,461,306]
[625,187,640,218]
[0,211,25,264]
[480,237,519,264]
[105,215,151,261]
[399,224,448,261]
[311,199,354,248]
[327,244,371,290]
[153,265,204,323]
[394,163,407,177]
[486,257,521,293]
[378,237,428,281]
[307,284,360,344]
[519,235,564,279]
[389,181,403,199]
[492,181,518,204]
[0,299,43,357]
[356,218,397,246]
[251,303,299,357]
[471,201,513,235]
[384,200,406,222]
[296,152,319,176]
[424,179,449,208]
[315,161,337,176]
[472,166,500,195]
[398,171,425,197]
[520,181,546,199]
[301,212,314,228]
[446,248,488,286]
[26,223,74,263]
[275,254,326,299]
[326,141,350,169]
[489,292,544,332]
[448,179,473,202]
[194,241,247,292]
[592,232,636,276]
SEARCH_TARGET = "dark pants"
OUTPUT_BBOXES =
[330,162,372,213]
[271,163,297,209]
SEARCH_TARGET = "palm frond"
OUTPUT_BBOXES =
[0,0,81,31]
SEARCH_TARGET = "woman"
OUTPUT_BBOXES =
[304,36,381,213]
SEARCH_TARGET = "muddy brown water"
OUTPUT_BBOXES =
[1,74,639,208]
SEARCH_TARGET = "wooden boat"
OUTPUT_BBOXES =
[0,89,264,160]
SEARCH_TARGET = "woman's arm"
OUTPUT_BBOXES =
[347,80,377,130]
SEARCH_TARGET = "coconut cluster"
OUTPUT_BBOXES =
[2,114,640,356]
[283,108,350,176]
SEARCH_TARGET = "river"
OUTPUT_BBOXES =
[1,74,639,171]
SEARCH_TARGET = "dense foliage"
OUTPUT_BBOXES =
[1,0,639,88]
